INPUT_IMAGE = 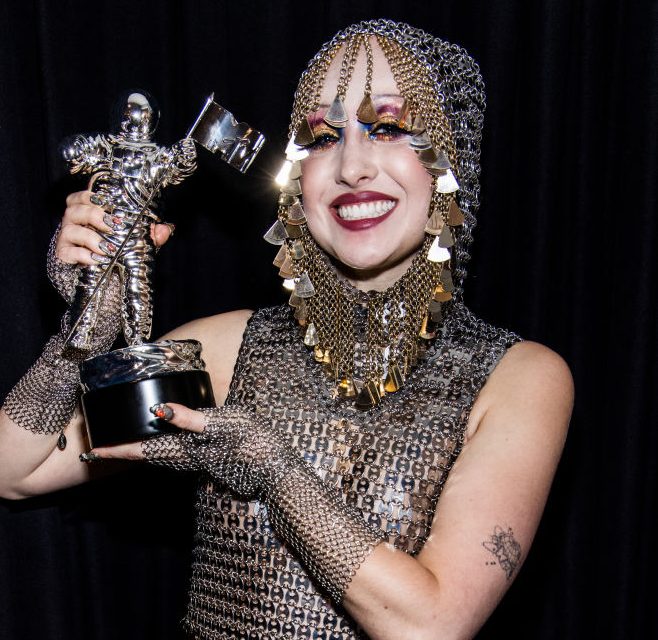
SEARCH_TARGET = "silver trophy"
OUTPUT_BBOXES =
[63,92,265,447]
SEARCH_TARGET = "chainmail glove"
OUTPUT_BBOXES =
[142,406,384,602]
[3,229,122,436]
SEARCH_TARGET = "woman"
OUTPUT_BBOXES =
[0,19,572,640]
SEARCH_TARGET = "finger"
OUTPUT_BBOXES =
[151,222,174,247]
[81,441,145,461]
[149,402,205,433]
[65,190,94,207]
[63,202,113,233]
[57,225,116,264]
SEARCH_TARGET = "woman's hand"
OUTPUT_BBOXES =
[56,190,174,267]
[83,403,204,462]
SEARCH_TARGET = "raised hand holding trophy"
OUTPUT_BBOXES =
[63,92,264,448]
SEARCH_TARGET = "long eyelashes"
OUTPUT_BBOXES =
[304,120,412,152]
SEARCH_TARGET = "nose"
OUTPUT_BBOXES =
[335,124,377,187]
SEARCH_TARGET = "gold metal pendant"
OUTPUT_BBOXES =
[285,222,304,239]
[294,271,315,298]
[263,219,288,245]
[287,201,306,225]
[337,377,357,398]
[355,379,381,411]
[324,95,348,128]
[294,116,315,146]
[448,199,465,226]
[409,130,432,150]
[427,236,451,263]
[436,168,459,193]
[304,322,319,346]
[278,254,294,278]
[278,192,297,206]
[440,267,454,292]
[272,244,287,268]
[289,160,303,179]
[289,239,305,260]
[281,178,302,196]
[433,285,453,302]
[384,363,404,393]
[356,93,378,123]
[424,210,445,235]
[288,292,302,308]
[438,225,455,248]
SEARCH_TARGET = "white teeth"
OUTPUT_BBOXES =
[336,200,396,220]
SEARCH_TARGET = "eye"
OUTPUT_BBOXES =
[368,120,411,142]
[304,124,341,152]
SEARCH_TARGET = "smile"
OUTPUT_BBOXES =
[329,191,398,231]
[336,200,396,220]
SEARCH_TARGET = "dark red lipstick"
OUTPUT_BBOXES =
[329,191,398,231]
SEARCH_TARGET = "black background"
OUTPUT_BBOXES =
[0,1,655,638]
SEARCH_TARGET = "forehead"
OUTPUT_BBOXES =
[317,38,399,104]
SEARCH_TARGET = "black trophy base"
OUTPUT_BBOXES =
[81,370,215,448]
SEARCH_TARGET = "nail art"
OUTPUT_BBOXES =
[79,451,102,463]
[103,213,124,230]
[91,251,112,264]
[98,239,118,256]
[89,193,103,207]
[150,403,174,421]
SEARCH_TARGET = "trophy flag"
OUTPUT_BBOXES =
[187,94,265,173]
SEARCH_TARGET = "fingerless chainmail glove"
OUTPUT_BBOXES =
[3,230,121,437]
[142,406,384,602]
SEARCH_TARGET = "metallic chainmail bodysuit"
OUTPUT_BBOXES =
[183,302,520,639]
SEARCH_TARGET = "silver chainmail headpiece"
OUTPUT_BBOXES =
[291,18,486,298]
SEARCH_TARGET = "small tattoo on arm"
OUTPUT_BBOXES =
[482,525,521,579]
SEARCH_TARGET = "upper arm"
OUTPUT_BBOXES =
[160,309,252,405]
[416,341,573,634]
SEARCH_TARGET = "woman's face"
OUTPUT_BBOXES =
[300,41,433,291]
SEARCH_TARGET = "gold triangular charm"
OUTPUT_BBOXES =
[337,377,357,398]
[281,178,302,196]
[384,363,404,393]
[278,254,294,278]
[289,161,302,179]
[263,219,288,245]
[294,117,315,146]
[287,201,306,224]
[436,169,459,193]
[427,236,450,263]
[304,322,319,346]
[355,380,381,411]
[448,199,465,226]
[294,271,315,298]
[438,225,455,248]
[272,244,287,268]
[324,95,348,127]
[289,239,305,260]
[424,210,445,235]
[356,93,378,123]
[409,130,432,150]
[440,267,454,292]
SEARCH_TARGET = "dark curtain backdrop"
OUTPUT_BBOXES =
[0,1,655,638]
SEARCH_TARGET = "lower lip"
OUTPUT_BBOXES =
[331,204,397,231]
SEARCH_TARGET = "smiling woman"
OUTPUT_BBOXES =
[0,18,572,640]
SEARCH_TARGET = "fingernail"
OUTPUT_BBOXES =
[80,451,102,463]
[103,213,124,230]
[150,403,174,421]
[98,239,118,255]
[91,251,112,264]
[90,194,103,206]
[165,222,176,237]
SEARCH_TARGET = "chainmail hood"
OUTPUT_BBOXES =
[290,19,486,300]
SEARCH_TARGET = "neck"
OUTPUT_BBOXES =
[333,251,419,293]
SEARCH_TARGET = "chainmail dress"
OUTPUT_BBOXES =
[183,301,520,639]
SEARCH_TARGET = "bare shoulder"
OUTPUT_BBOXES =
[160,309,253,404]
[467,341,574,441]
